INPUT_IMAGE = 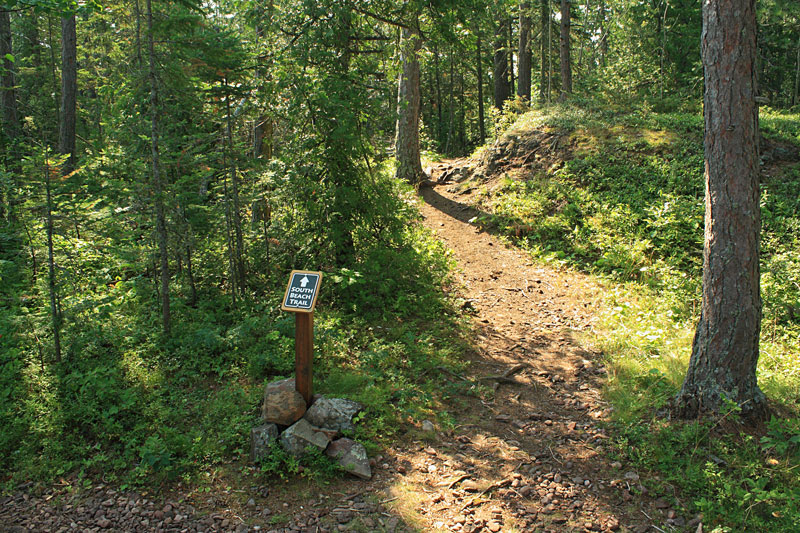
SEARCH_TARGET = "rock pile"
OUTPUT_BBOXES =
[251,378,372,480]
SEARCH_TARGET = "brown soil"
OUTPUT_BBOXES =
[1,163,701,533]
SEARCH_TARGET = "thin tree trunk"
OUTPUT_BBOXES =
[225,78,246,295]
[548,0,553,101]
[394,15,424,185]
[793,36,799,107]
[133,0,143,67]
[540,0,549,103]
[185,242,197,306]
[508,17,515,96]
[518,1,532,101]
[146,0,170,336]
[47,16,60,135]
[599,0,608,67]
[59,14,77,172]
[675,0,766,419]
[446,50,455,153]
[493,17,511,108]
[434,42,443,144]
[1,11,19,140]
[458,70,465,149]
[476,34,486,143]
[1,10,19,221]
[559,0,572,99]
[659,0,668,100]
[44,156,62,362]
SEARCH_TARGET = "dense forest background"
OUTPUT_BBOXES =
[1,0,800,527]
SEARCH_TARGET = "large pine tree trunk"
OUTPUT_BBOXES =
[493,17,511,109]
[559,0,572,99]
[675,0,766,419]
[59,14,77,172]
[395,18,424,185]
[146,0,170,336]
[518,1,532,101]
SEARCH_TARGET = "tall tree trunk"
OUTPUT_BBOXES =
[559,0,572,99]
[225,78,246,295]
[253,2,275,159]
[598,0,608,68]
[445,50,455,153]
[518,1,532,101]
[133,0,143,67]
[793,36,799,107]
[508,17,515,96]
[59,14,77,172]
[1,10,19,221]
[395,16,424,185]
[675,0,766,419]
[44,156,62,362]
[146,0,170,336]
[540,0,549,103]
[434,42,443,145]
[47,16,60,137]
[1,11,19,140]
[493,17,511,108]
[476,34,486,144]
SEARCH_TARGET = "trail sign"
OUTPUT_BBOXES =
[281,270,322,313]
[281,270,322,406]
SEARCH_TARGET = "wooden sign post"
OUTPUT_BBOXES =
[281,270,322,406]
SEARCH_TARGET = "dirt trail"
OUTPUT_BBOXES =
[2,169,692,533]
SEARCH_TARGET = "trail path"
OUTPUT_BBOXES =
[1,169,691,533]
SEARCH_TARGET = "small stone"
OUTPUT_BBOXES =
[97,519,111,528]
[247,498,256,508]
[422,420,436,432]
[611,461,622,469]
[624,471,639,482]
[487,520,502,532]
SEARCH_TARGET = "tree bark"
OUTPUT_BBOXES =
[476,34,486,144]
[225,78,246,295]
[518,1,532,101]
[559,0,572,99]
[59,14,77,172]
[540,0,549,103]
[395,18,424,185]
[1,11,19,140]
[493,17,511,109]
[508,17,515,96]
[675,0,766,419]
[597,0,607,68]
[146,0,170,336]
[793,36,799,108]
[45,156,62,362]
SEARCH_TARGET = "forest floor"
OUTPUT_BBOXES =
[1,165,701,533]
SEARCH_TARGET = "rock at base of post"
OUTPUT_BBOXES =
[250,424,279,463]
[326,438,372,480]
